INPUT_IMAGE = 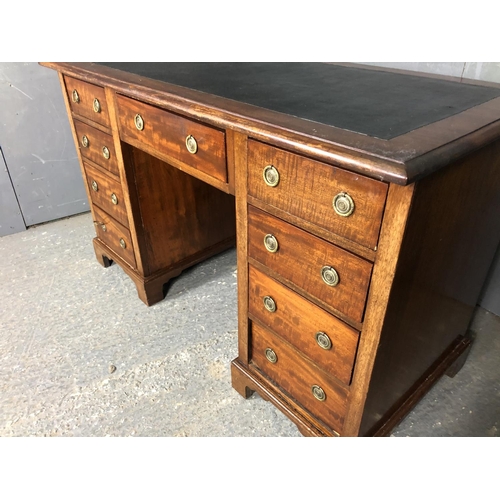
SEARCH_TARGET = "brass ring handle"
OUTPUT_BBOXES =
[263,295,276,313]
[91,180,98,192]
[333,192,355,217]
[81,135,89,148]
[72,89,80,103]
[315,332,332,350]
[263,234,279,253]
[265,348,278,364]
[185,135,198,154]
[119,238,126,249]
[134,114,144,131]
[263,165,280,187]
[102,146,110,160]
[93,98,101,113]
[101,224,107,232]
[111,193,118,205]
[311,385,326,402]
[321,266,339,287]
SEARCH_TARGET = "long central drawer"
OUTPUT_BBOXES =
[248,205,373,324]
[115,94,228,183]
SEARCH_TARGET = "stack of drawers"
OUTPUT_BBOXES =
[64,76,136,269]
[245,140,388,435]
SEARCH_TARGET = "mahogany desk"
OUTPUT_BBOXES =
[41,62,500,436]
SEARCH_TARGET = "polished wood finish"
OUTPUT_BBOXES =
[64,75,111,128]
[248,139,388,250]
[93,204,136,268]
[251,321,348,434]
[248,265,359,385]
[116,94,228,183]
[73,119,119,176]
[122,145,235,277]
[248,205,373,323]
[83,161,129,228]
[358,139,500,436]
[44,62,500,437]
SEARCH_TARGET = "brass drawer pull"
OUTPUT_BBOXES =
[265,348,278,364]
[185,135,198,154]
[263,165,279,187]
[263,234,279,253]
[321,266,339,287]
[81,135,89,148]
[119,238,126,249]
[311,385,326,402]
[93,221,106,232]
[263,295,277,313]
[91,180,98,192]
[72,89,79,103]
[93,98,101,113]
[111,193,118,205]
[102,146,110,160]
[315,331,332,350]
[333,192,355,217]
[135,113,144,131]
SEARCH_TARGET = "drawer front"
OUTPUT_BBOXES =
[248,140,388,250]
[248,206,372,324]
[115,94,227,183]
[93,205,136,268]
[251,321,348,434]
[64,75,111,128]
[74,119,119,176]
[248,265,359,385]
[83,162,128,228]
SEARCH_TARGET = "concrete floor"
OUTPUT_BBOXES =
[0,212,498,437]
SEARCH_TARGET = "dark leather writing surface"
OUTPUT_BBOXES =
[98,62,500,140]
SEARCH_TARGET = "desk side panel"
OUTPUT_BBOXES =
[359,139,500,436]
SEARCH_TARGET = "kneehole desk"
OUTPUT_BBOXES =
[41,62,500,436]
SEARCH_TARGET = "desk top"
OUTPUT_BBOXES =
[42,62,500,185]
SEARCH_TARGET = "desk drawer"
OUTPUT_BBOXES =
[248,205,372,324]
[251,321,348,434]
[83,162,129,228]
[74,119,119,176]
[116,94,227,183]
[248,265,359,385]
[64,75,111,128]
[93,205,136,268]
[248,140,388,250]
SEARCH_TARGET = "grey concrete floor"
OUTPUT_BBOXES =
[0,212,498,437]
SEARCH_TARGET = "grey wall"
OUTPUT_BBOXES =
[0,62,88,235]
[0,147,25,235]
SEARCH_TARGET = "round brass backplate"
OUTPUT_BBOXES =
[91,180,98,192]
[263,295,276,313]
[333,192,355,217]
[311,385,326,401]
[265,348,278,364]
[111,193,118,205]
[72,89,79,103]
[321,266,339,287]
[134,114,144,131]
[263,165,279,187]
[93,98,101,113]
[102,146,110,160]
[81,135,89,148]
[315,331,332,350]
[186,135,198,154]
[119,238,126,249]
[263,234,279,253]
